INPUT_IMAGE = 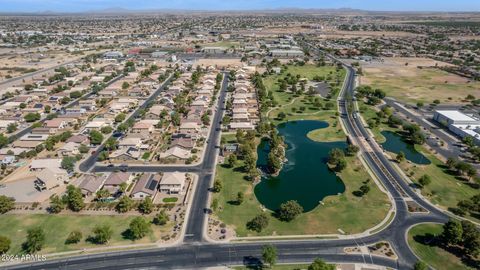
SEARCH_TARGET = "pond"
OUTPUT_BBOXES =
[380,131,431,165]
[254,120,346,212]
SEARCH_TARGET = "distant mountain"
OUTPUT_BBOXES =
[0,7,475,16]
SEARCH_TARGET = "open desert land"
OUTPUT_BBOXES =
[194,58,243,67]
[0,50,85,80]
[360,57,480,104]
[320,30,425,39]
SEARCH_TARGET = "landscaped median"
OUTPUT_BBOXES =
[208,63,391,239]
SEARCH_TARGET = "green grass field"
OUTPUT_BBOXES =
[407,223,473,270]
[214,146,390,236]
[359,102,479,222]
[0,214,173,254]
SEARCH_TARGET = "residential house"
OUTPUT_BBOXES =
[130,173,160,199]
[78,174,107,197]
[159,172,186,194]
[34,167,68,191]
[160,146,191,160]
[103,172,131,195]
[57,142,80,157]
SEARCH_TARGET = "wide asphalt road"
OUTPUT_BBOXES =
[2,57,454,270]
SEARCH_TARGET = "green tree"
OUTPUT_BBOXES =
[79,144,89,154]
[262,244,277,267]
[0,236,11,254]
[246,213,269,232]
[100,126,113,134]
[61,156,76,172]
[396,151,405,163]
[23,227,45,253]
[461,220,480,257]
[413,261,427,270]
[227,154,237,168]
[345,144,359,156]
[418,175,432,188]
[104,137,118,151]
[278,200,303,221]
[65,230,82,244]
[48,194,64,214]
[138,197,154,214]
[116,196,134,213]
[97,151,109,161]
[212,179,222,192]
[153,210,169,226]
[65,185,85,212]
[6,123,17,133]
[92,225,113,244]
[0,195,15,214]
[89,130,103,145]
[96,188,110,200]
[115,113,126,123]
[24,113,41,122]
[308,258,335,270]
[328,148,344,165]
[127,217,151,240]
[334,158,347,172]
[441,219,463,246]
[0,134,8,148]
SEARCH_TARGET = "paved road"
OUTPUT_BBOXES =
[3,55,454,270]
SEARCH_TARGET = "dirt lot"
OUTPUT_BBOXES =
[194,58,242,68]
[360,57,480,104]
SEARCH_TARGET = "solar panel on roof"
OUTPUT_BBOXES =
[146,178,158,191]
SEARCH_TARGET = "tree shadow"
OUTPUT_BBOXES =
[242,256,264,270]
[414,233,480,269]
[121,229,135,240]
[227,200,240,206]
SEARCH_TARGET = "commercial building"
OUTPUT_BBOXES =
[433,110,480,144]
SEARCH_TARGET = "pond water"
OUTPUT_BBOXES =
[254,120,346,212]
[380,131,431,165]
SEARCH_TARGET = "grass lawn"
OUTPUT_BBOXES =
[163,197,178,203]
[359,102,480,222]
[0,214,173,254]
[399,146,479,219]
[214,141,390,236]
[362,66,480,105]
[407,223,474,270]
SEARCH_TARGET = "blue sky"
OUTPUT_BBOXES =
[1,0,479,12]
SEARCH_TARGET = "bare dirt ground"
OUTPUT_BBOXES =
[194,58,242,68]
[360,57,480,104]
